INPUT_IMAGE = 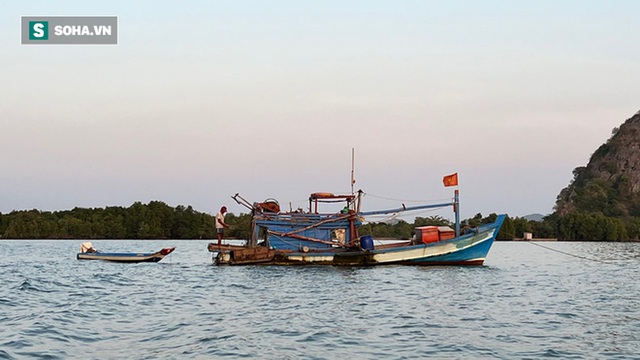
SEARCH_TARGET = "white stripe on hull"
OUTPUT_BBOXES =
[373,232,492,264]
[280,230,494,265]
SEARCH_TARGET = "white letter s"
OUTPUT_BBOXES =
[33,23,44,38]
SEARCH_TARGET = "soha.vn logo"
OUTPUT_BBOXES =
[22,16,117,45]
[29,21,48,40]
[54,24,113,36]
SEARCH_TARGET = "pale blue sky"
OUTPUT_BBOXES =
[1,1,639,221]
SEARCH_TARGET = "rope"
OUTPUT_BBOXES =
[498,230,615,264]
[525,241,615,264]
[360,207,448,225]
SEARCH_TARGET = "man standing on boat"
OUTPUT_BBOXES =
[216,206,230,246]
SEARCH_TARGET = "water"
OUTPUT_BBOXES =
[1,240,639,359]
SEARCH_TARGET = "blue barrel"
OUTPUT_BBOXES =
[361,235,374,251]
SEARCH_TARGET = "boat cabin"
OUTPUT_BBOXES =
[250,192,362,251]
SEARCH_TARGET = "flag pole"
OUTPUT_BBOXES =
[454,189,460,237]
[443,173,460,237]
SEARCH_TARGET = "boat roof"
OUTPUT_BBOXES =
[309,192,355,201]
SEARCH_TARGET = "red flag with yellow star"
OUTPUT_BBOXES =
[443,173,458,187]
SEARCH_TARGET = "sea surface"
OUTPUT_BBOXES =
[0,240,639,359]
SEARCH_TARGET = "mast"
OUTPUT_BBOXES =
[454,189,460,237]
[350,148,355,196]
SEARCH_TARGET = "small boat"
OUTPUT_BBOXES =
[77,242,175,263]
[208,186,505,266]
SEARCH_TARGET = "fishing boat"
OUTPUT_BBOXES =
[76,242,175,263]
[208,186,505,266]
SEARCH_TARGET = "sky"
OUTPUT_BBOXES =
[1,1,639,222]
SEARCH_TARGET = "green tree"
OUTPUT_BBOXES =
[413,215,452,227]
[496,216,515,240]
[512,217,533,238]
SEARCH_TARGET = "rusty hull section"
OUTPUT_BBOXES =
[209,243,277,265]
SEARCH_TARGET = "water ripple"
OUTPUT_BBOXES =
[0,240,639,358]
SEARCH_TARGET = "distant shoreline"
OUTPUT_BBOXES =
[510,238,558,242]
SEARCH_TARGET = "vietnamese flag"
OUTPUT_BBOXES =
[443,173,458,187]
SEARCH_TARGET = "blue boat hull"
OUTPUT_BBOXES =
[283,216,502,266]
[212,215,505,266]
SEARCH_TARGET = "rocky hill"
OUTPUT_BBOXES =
[523,213,545,222]
[554,110,640,217]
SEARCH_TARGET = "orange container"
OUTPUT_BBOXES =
[438,227,455,241]
[415,226,440,244]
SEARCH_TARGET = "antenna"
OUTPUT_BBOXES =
[351,148,355,195]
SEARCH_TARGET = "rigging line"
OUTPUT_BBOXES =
[362,206,446,218]
[406,208,449,216]
[525,241,615,264]
[363,192,452,204]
